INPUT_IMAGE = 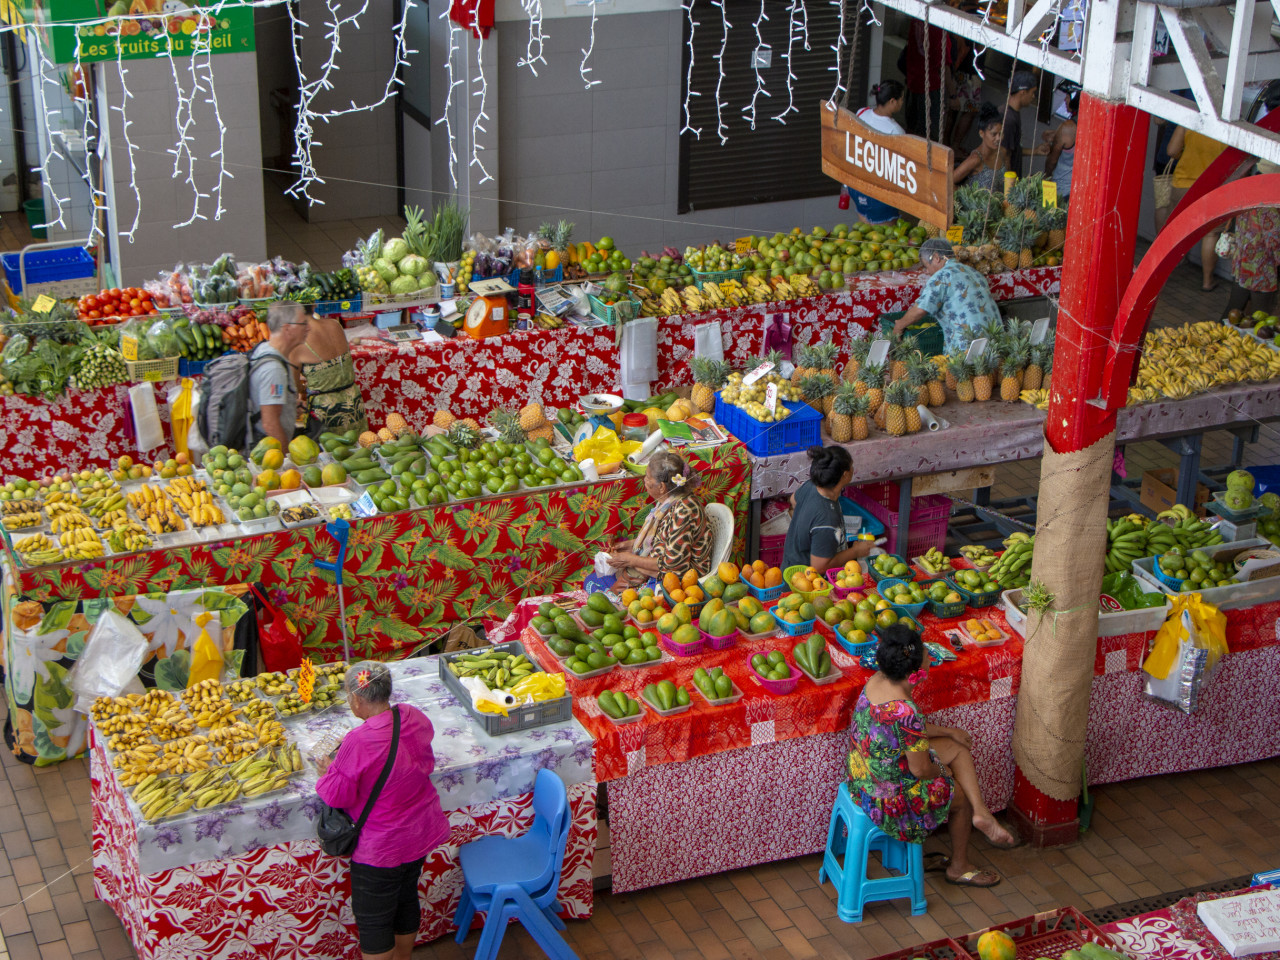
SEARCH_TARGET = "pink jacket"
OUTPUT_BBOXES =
[315,704,449,866]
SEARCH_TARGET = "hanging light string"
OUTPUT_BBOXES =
[518,0,548,76]
[712,0,732,144]
[470,32,494,185]
[437,12,462,190]
[773,0,805,124]
[827,0,846,105]
[744,0,771,130]
[679,0,703,139]
[579,0,602,89]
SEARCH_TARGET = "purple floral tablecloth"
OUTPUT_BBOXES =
[91,658,594,875]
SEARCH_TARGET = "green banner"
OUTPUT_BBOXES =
[35,0,255,64]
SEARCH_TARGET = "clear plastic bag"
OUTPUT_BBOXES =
[66,611,150,714]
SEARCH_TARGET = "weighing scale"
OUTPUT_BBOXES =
[574,393,624,443]
[462,277,514,340]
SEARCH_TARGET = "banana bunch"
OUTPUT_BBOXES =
[791,274,818,297]
[83,488,126,519]
[1158,503,1224,550]
[58,528,104,559]
[770,277,797,300]
[99,508,129,527]
[107,521,152,554]
[92,688,175,721]
[156,734,218,775]
[14,533,63,566]
[1130,322,1280,406]
[1105,516,1150,574]
[227,679,258,702]
[239,699,275,722]
[1020,389,1050,409]
[49,510,92,533]
[446,649,536,691]
[169,483,223,526]
[151,713,198,742]
[701,281,726,307]
[531,312,565,329]
[245,714,288,748]
[182,677,225,706]
[989,533,1034,588]
[255,671,292,695]
[132,772,203,821]
[915,547,952,576]
[190,699,238,730]
[744,275,775,304]
[716,279,748,307]
[959,544,998,566]
[130,486,186,533]
[311,682,342,709]
[43,488,81,508]
[275,692,312,716]
[317,661,348,679]
[106,728,153,753]
[680,286,707,312]
[2,508,42,529]
[659,287,685,316]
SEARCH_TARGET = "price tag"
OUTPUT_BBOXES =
[765,381,778,416]
[120,335,139,362]
[352,492,377,518]
[30,294,56,313]
[1042,180,1058,208]
[735,236,755,255]
[867,339,891,367]
[965,337,989,363]
[742,360,774,387]
[1030,318,1050,344]
[946,225,964,244]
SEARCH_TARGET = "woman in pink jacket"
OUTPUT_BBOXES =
[316,662,449,960]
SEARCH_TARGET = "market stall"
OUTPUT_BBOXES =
[90,658,596,960]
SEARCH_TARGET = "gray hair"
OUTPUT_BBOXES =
[265,300,306,334]
[345,661,392,704]
[919,237,956,264]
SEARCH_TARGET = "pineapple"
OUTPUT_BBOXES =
[433,409,457,429]
[883,380,914,437]
[402,205,429,258]
[809,337,840,378]
[377,427,395,443]
[1040,350,1054,393]
[971,351,997,401]
[1040,206,1068,250]
[800,373,836,417]
[488,409,528,445]
[689,356,726,413]
[460,418,482,431]
[1000,338,1029,401]
[528,425,555,442]
[948,353,976,402]
[926,357,948,407]
[544,220,574,271]
[994,218,1023,272]
[849,393,872,441]
[445,420,483,449]
[385,412,410,437]
[845,335,871,383]
[358,430,378,448]
[856,361,886,412]
[829,382,862,442]
[906,352,934,408]
[887,332,909,381]
[1024,344,1047,391]
[519,403,549,431]
[791,343,817,387]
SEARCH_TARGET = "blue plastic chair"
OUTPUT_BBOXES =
[819,783,927,923]
[312,519,350,660]
[453,769,577,960]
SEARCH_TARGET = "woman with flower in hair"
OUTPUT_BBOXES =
[315,662,447,960]
[605,451,714,589]
[847,625,1019,888]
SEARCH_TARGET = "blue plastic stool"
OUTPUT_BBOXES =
[312,519,350,660]
[819,784,927,923]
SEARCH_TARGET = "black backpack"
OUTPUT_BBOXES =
[197,344,289,450]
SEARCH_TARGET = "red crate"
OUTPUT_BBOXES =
[759,533,787,569]
[963,906,1123,960]
[869,937,975,960]
[846,480,951,557]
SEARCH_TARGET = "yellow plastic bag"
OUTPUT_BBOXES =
[171,377,195,458]
[509,671,567,702]
[1142,593,1228,680]
[573,426,625,467]
[186,612,222,687]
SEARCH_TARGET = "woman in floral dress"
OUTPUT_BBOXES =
[605,451,713,589]
[1225,162,1280,317]
[848,625,1018,887]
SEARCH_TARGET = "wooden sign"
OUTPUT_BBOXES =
[819,101,954,230]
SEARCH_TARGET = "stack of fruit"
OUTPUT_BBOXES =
[951,567,999,597]
[750,650,795,682]
[661,569,706,606]
[914,547,952,576]
[444,648,538,690]
[1156,548,1237,592]
[1256,492,1280,546]
[792,634,833,679]
[620,586,672,626]
[735,595,777,635]
[596,690,642,721]
[641,681,690,713]
[959,545,998,567]
[881,579,927,607]
[773,592,815,627]
[654,602,699,649]
[1221,468,1259,514]
[988,533,1034,588]
[718,359,804,423]
[871,554,913,580]
[1103,507,1223,574]
[692,666,737,702]
[76,287,161,325]
[1127,322,1280,404]
[1224,307,1279,341]
[830,560,866,591]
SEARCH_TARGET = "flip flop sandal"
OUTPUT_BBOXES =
[985,822,1022,849]
[946,868,1001,888]
[924,853,951,873]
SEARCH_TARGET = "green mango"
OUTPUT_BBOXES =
[579,607,605,628]
[586,592,619,615]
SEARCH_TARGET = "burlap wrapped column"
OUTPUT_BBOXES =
[1012,432,1115,801]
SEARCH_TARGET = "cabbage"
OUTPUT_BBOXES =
[420,269,438,288]
[398,254,428,277]
[381,237,410,263]
[389,275,420,295]
[373,258,399,283]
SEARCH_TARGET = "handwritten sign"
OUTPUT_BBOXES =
[742,361,775,387]
[946,225,964,244]
[965,338,990,363]
[765,382,778,416]
[30,294,56,313]
[1042,180,1059,208]
[819,101,954,230]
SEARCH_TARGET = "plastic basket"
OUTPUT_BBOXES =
[1151,555,1184,590]
[700,627,738,651]
[660,584,706,616]
[437,640,572,736]
[2,244,97,297]
[587,292,642,324]
[771,611,816,636]
[690,264,746,290]
[315,294,362,315]
[535,265,564,285]
[867,937,975,960]
[840,495,887,538]
[749,661,800,695]
[962,906,1118,960]
[783,564,833,601]
[876,578,929,617]
[659,631,706,658]
[879,310,944,357]
[744,573,786,604]
[758,533,787,570]
[125,357,179,383]
[948,575,1002,608]
[868,554,914,583]
[833,623,877,657]
[847,481,952,557]
[714,393,823,458]
[825,567,870,599]
[920,578,968,618]
[178,354,233,376]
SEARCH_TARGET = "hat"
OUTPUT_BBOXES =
[1011,71,1037,93]
[1258,159,1280,175]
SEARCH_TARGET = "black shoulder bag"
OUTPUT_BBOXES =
[316,705,401,857]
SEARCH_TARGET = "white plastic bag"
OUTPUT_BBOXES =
[66,611,150,714]
[128,382,165,454]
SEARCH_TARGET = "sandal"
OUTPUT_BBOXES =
[946,868,1001,888]
[984,821,1022,850]
[924,853,951,873]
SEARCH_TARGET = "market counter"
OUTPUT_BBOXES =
[91,658,597,960]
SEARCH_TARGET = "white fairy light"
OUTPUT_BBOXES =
[34,38,68,232]
[579,0,601,89]
[827,0,846,104]
[437,13,462,190]
[679,0,702,138]
[711,0,731,144]
[110,42,141,242]
[470,33,494,185]
[194,39,232,221]
[773,0,803,123]
[744,0,770,129]
[75,46,108,248]
[518,0,548,76]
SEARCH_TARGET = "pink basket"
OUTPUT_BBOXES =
[749,660,800,695]
[846,481,951,557]
[700,627,739,651]
[825,566,871,599]
[759,533,787,569]
[659,632,706,658]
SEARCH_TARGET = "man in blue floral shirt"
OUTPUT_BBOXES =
[894,237,1001,352]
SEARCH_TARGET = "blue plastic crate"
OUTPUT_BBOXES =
[833,623,876,657]
[744,578,785,604]
[770,611,816,636]
[713,394,823,458]
[315,294,361,315]
[2,246,96,295]
[876,578,929,617]
[178,353,233,376]
[838,495,886,539]
[535,265,564,285]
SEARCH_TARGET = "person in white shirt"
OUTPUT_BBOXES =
[848,81,908,226]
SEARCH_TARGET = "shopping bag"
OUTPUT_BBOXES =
[1142,593,1228,713]
[250,585,305,673]
[573,426,626,468]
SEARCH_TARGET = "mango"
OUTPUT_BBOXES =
[288,435,321,465]
[320,462,347,486]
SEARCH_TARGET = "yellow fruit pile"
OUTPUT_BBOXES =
[1128,322,1280,404]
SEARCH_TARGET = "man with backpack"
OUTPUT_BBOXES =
[198,302,308,450]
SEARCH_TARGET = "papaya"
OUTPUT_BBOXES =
[723,582,749,604]
[302,466,323,488]
[708,609,736,637]
[717,561,740,583]
[702,574,725,598]
[977,931,1017,960]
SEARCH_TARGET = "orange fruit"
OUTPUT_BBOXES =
[764,567,783,588]
[620,588,638,606]
[670,588,685,602]
[663,572,680,593]
[681,569,699,588]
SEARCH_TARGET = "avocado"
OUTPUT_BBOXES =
[579,607,605,628]
[586,592,619,615]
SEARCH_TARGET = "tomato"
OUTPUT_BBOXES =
[84,295,99,310]
[109,288,121,297]
[88,310,100,320]
[129,298,141,309]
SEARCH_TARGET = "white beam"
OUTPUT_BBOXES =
[1129,2,1157,88]
[1130,84,1280,162]
[1222,0,1255,121]
[1158,6,1225,116]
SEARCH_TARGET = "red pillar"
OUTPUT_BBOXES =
[1008,93,1149,845]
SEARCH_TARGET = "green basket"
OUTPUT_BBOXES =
[588,292,642,324]
[690,265,746,290]
[880,311,945,357]
[920,578,968,618]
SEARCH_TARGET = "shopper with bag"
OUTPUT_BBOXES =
[315,662,448,960]
[1223,161,1280,317]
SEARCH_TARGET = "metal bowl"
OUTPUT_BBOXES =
[579,393,623,415]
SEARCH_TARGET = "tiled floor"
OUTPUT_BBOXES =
[2,191,1279,960]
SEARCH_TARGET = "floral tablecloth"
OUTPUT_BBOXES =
[4,442,751,659]
[91,657,595,875]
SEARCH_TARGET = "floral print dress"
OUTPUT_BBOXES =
[847,690,953,843]
[1230,207,1280,293]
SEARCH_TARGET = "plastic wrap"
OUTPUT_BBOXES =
[66,611,150,714]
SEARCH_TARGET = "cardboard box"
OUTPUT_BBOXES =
[1140,468,1211,517]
